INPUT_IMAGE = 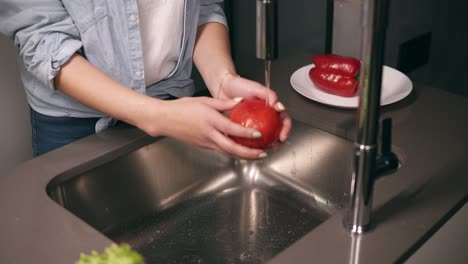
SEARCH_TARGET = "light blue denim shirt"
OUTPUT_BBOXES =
[0,0,227,131]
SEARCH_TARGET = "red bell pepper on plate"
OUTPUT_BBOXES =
[308,68,358,97]
[312,54,361,77]
[309,54,361,97]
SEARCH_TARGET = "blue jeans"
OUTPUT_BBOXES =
[30,108,100,157]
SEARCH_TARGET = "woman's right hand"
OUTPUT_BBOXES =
[137,96,268,160]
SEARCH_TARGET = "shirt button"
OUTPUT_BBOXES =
[135,71,143,78]
[129,14,137,22]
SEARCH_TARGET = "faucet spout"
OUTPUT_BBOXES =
[256,0,278,90]
[343,0,392,234]
[256,0,278,62]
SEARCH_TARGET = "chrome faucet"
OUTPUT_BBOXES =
[256,0,278,89]
[342,0,399,233]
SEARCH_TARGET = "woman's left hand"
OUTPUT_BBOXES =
[215,73,292,143]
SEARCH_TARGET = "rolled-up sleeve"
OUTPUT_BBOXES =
[199,0,228,28]
[0,0,82,90]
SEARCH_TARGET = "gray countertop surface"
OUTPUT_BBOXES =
[1,54,467,263]
[405,203,468,264]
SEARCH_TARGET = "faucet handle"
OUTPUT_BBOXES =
[376,118,399,176]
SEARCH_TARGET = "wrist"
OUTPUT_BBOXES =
[132,97,167,137]
[215,71,240,99]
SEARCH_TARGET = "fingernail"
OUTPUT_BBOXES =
[252,131,262,138]
[276,102,285,111]
[258,152,268,159]
[233,97,243,103]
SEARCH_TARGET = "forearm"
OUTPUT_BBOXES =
[54,54,161,130]
[193,22,237,96]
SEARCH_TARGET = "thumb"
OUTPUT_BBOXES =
[201,97,243,112]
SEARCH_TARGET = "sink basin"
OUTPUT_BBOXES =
[47,120,353,263]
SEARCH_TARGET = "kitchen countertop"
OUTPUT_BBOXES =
[1,54,467,263]
[405,203,468,264]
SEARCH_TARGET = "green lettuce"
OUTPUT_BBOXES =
[76,243,144,264]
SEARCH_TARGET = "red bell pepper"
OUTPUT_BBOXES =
[309,54,361,97]
[312,54,361,77]
[308,67,358,97]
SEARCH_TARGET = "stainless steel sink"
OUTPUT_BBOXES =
[47,120,353,264]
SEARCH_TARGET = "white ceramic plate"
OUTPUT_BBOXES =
[290,64,413,108]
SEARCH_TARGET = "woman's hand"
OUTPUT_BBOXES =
[138,96,269,160]
[215,73,292,143]
[193,22,291,149]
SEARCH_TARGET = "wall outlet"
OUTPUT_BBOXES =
[397,32,432,73]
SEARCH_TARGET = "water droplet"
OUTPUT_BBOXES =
[239,252,250,262]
